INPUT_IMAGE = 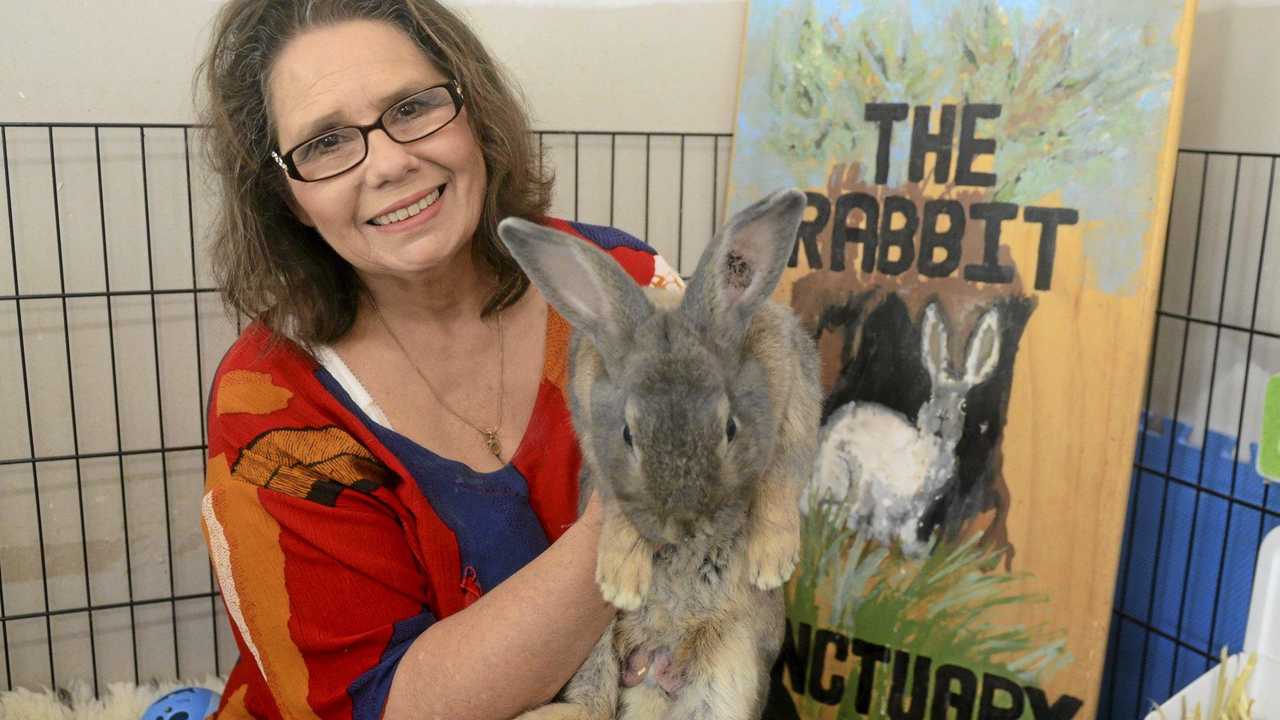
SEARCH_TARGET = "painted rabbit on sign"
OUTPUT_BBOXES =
[498,189,822,720]
[805,302,1002,556]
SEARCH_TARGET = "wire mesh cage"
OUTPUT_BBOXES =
[1102,149,1280,718]
[0,123,730,695]
[1,125,1277,717]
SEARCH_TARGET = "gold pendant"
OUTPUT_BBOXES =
[482,429,502,461]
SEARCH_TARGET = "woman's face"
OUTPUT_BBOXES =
[269,20,487,282]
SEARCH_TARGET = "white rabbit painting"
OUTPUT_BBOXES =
[803,301,1002,557]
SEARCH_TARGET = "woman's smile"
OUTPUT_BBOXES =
[368,183,446,230]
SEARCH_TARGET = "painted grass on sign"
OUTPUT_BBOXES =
[788,496,1071,719]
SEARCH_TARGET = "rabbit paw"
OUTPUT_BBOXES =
[699,544,731,585]
[596,541,653,611]
[746,524,799,590]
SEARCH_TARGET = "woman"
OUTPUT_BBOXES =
[196,2,684,718]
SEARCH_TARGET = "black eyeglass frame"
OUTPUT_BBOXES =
[270,80,465,182]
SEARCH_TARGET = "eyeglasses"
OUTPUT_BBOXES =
[271,81,465,182]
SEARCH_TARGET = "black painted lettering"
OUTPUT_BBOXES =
[963,202,1017,284]
[887,650,931,720]
[877,196,919,275]
[1025,687,1084,720]
[920,199,965,278]
[956,104,1001,187]
[866,103,910,185]
[909,105,956,184]
[930,665,978,720]
[1023,206,1079,291]
[790,192,831,269]
[831,193,879,273]
[851,639,890,715]
[977,673,1025,720]
[777,620,812,695]
[809,629,849,705]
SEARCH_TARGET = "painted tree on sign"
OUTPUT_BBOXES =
[764,0,1174,204]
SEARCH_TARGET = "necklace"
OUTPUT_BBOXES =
[368,296,506,462]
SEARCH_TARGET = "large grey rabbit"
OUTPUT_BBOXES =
[497,189,822,720]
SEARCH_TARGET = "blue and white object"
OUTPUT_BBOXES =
[1145,527,1280,718]
[141,687,220,720]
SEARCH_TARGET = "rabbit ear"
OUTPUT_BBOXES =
[498,218,652,353]
[920,302,949,383]
[962,307,1001,386]
[681,188,807,349]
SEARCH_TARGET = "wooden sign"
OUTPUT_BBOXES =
[725,1,1198,717]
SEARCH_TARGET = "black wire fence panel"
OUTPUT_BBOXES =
[1101,150,1280,719]
[3,125,1277,716]
[0,123,730,694]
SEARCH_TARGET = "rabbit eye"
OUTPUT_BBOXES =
[622,423,633,448]
[726,416,737,442]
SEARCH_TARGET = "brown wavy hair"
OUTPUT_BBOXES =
[196,0,552,345]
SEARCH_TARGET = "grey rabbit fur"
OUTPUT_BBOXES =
[497,189,822,720]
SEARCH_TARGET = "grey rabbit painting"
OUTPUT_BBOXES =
[498,189,822,720]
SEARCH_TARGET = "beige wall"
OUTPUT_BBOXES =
[3,0,1276,148]
[0,0,745,132]
[1180,0,1280,152]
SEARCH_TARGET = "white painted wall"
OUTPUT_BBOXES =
[1180,0,1280,152]
[2,0,1277,148]
[0,0,745,133]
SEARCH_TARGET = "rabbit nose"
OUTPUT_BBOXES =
[660,517,684,542]
[660,515,695,541]
[673,514,713,539]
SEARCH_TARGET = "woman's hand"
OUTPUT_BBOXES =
[382,488,613,720]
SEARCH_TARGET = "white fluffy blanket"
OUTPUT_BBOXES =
[0,677,225,720]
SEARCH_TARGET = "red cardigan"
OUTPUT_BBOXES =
[201,220,678,719]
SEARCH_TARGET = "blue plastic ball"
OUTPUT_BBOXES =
[140,687,220,720]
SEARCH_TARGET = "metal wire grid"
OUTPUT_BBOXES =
[4,124,1275,713]
[1103,149,1280,718]
[0,122,731,694]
